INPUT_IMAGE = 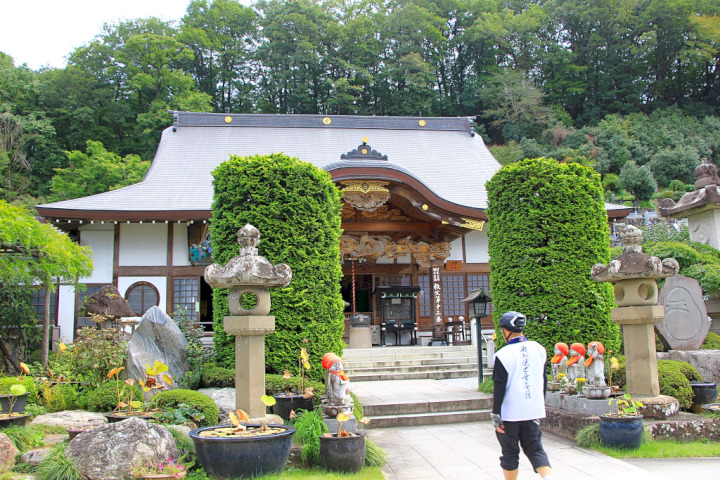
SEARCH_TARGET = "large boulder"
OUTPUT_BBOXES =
[65,417,179,480]
[0,433,19,469]
[28,410,107,429]
[126,306,188,390]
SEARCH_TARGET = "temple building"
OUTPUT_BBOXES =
[36,112,631,345]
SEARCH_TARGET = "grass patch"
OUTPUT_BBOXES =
[576,423,720,458]
[35,443,84,480]
[478,378,493,394]
[256,467,384,479]
[596,439,720,458]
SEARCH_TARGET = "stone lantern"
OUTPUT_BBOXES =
[591,225,679,401]
[204,224,292,417]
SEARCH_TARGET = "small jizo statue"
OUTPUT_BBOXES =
[584,341,606,387]
[566,343,587,383]
[321,353,353,417]
[550,343,569,379]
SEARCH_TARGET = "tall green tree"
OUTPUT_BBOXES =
[180,0,258,113]
[50,140,150,201]
[0,201,93,368]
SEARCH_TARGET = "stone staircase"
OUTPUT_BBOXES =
[342,345,490,382]
[343,346,494,428]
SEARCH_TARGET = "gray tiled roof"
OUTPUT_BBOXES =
[37,113,500,215]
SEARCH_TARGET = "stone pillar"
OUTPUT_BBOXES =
[611,305,665,396]
[224,316,276,417]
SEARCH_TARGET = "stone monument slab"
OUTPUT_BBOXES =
[657,275,711,351]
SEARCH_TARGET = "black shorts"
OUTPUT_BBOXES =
[495,419,550,471]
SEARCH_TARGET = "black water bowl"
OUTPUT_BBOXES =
[690,382,717,413]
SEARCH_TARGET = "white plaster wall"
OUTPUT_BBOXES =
[117,276,168,314]
[173,223,191,266]
[447,237,464,261]
[465,229,490,263]
[396,254,411,264]
[79,228,114,283]
[119,223,168,266]
[57,285,78,343]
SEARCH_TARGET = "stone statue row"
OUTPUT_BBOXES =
[549,341,611,398]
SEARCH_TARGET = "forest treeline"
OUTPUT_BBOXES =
[2,0,720,207]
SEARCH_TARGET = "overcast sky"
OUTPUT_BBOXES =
[0,1,198,70]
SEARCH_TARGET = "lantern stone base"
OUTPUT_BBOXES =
[223,315,275,418]
[635,395,680,420]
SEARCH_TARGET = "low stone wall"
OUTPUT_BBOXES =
[540,407,597,441]
[541,407,720,443]
[657,350,720,383]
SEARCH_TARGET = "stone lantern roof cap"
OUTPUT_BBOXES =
[591,225,679,282]
[658,158,720,217]
[203,224,292,289]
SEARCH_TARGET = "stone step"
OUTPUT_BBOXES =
[346,362,479,375]
[351,369,480,382]
[344,357,477,372]
[343,346,476,358]
[363,398,492,416]
[365,408,493,428]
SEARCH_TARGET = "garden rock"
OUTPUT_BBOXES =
[65,416,179,480]
[28,410,107,429]
[126,306,188,390]
[21,448,53,466]
[0,432,19,469]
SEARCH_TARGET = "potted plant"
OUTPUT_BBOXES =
[105,360,172,422]
[273,340,315,420]
[131,456,187,479]
[318,412,367,473]
[0,363,32,427]
[599,393,644,449]
[189,396,296,479]
[0,383,31,427]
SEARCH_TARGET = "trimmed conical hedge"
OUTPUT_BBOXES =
[210,153,345,381]
[486,157,620,355]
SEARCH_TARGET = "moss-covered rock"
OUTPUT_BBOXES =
[151,389,218,427]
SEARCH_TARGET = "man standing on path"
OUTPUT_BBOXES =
[492,311,553,480]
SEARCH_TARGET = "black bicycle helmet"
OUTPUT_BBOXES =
[498,311,526,332]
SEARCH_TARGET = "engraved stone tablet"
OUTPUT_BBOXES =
[657,275,711,350]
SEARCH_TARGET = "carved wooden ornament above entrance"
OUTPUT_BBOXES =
[340,234,451,269]
[340,181,391,211]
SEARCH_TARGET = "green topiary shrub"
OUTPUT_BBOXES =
[485,157,620,356]
[701,331,720,350]
[673,361,702,382]
[86,381,142,412]
[42,383,78,412]
[657,360,694,410]
[150,389,219,427]
[0,376,39,404]
[210,154,345,382]
[200,365,234,388]
[610,357,698,409]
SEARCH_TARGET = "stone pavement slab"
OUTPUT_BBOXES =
[357,377,720,479]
